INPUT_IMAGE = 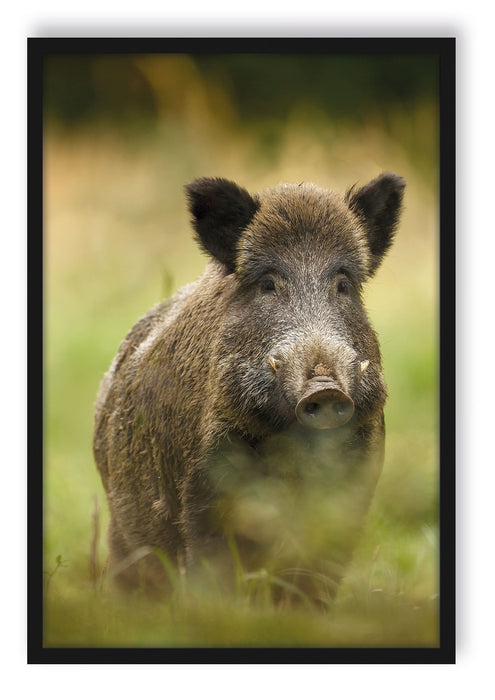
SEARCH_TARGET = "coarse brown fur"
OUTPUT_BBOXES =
[94,173,405,603]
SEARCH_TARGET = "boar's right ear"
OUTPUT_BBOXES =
[185,177,259,272]
[346,172,405,276]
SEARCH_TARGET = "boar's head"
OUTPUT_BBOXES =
[185,174,405,440]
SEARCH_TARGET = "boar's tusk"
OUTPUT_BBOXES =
[268,356,279,374]
[360,360,370,374]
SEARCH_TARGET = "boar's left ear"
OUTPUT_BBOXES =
[346,172,405,276]
[185,177,259,272]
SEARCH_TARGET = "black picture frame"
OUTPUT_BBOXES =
[28,36,455,664]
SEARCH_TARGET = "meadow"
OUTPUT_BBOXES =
[43,73,439,648]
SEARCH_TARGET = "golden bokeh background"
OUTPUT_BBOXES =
[43,52,439,647]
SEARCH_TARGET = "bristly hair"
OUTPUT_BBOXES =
[345,172,405,276]
[185,177,260,273]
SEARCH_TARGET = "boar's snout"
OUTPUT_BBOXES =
[295,377,354,430]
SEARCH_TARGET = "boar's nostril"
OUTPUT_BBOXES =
[333,401,350,417]
[304,402,319,415]
[295,383,354,430]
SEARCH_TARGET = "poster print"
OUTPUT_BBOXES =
[28,37,455,663]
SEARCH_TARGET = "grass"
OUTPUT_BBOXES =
[43,96,439,648]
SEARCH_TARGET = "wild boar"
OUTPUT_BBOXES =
[93,173,405,604]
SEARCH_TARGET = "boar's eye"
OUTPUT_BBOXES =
[259,276,276,294]
[336,276,351,295]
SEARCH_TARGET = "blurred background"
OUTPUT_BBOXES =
[43,51,439,647]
